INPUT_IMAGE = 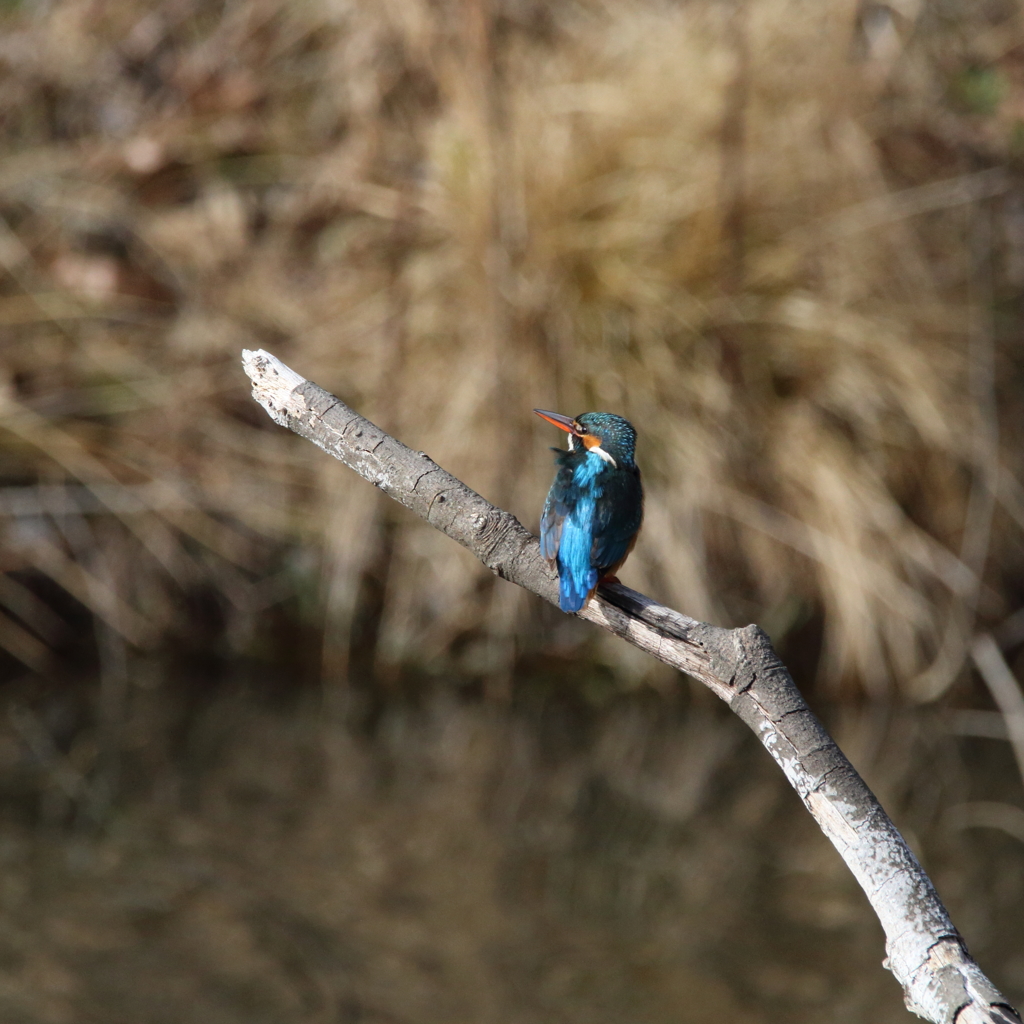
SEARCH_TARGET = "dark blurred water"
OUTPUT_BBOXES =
[0,666,1018,1024]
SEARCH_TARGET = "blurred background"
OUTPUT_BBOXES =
[1,0,1024,1020]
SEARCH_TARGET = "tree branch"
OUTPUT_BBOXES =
[242,348,1019,1024]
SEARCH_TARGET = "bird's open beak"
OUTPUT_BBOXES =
[533,409,579,434]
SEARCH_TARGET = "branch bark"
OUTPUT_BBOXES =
[242,347,1019,1024]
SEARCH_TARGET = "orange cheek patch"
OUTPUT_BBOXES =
[581,434,601,449]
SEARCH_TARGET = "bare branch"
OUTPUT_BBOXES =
[242,347,1019,1024]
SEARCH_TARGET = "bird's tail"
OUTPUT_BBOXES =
[559,564,598,613]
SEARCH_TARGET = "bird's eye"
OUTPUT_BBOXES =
[572,421,584,434]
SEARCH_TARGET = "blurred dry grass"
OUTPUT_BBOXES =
[1,0,1024,698]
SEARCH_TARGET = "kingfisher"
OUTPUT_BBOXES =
[534,409,643,613]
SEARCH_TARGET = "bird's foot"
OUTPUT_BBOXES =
[598,574,621,585]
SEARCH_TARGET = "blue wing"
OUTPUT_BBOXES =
[539,458,574,563]
[590,467,643,574]
[540,459,597,612]
[557,498,599,613]
[540,495,565,564]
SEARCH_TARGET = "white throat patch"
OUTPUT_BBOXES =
[590,445,617,468]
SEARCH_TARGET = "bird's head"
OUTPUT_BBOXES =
[534,409,637,469]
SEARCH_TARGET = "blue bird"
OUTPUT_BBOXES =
[535,409,643,613]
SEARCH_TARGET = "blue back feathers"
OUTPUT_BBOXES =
[539,412,643,613]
